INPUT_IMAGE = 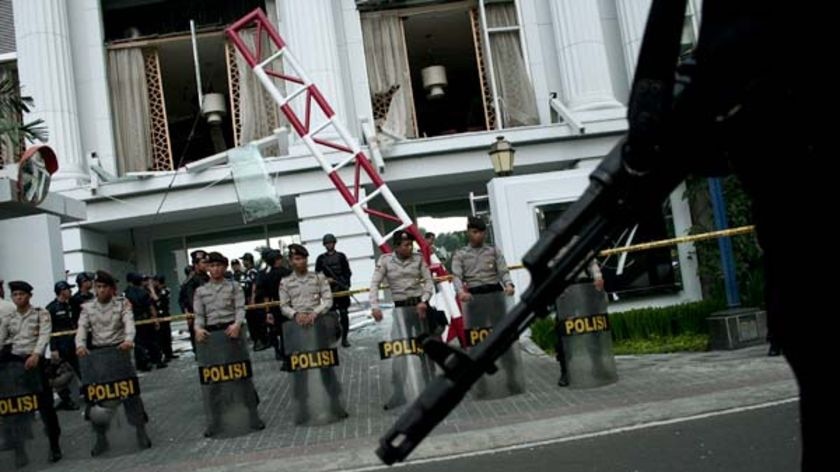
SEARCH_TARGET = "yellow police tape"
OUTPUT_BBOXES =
[50,225,755,339]
[505,225,755,270]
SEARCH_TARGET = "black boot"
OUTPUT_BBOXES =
[136,425,152,449]
[57,396,80,411]
[249,412,266,431]
[204,415,221,438]
[49,446,63,463]
[14,444,29,468]
[557,373,569,387]
[91,431,110,457]
[341,336,351,348]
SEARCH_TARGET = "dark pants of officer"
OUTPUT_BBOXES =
[553,322,568,377]
[245,309,268,348]
[0,353,61,452]
[157,320,174,360]
[85,345,148,434]
[51,336,81,404]
[134,324,162,370]
[202,325,261,431]
[292,368,343,423]
[387,304,433,408]
[187,320,196,351]
[266,309,287,360]
[332,295,351,343]
[89,396,148,433]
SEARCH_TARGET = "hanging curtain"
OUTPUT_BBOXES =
[361,13,417,139]
[108,48,153,173]
[486,2,539,127]
[235,29,286,156]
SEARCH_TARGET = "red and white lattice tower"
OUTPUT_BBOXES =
[226,9,464,342]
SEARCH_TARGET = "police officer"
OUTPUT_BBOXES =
[0,280,63,465]
[70,272,96,322]
[255,249,291,360]
[240,252,263,351]
[151,275,177,361]
[124,273,164,371]
[452,217,515,298]
[193,252,264,436]
[451,216,522,396]
[46,281,81,410]
[279,244,348,424]
[315,233,353,347]
[180,250,209,350]
[231,259,243,281]
[76,270,152,456]
[369,230,435,409]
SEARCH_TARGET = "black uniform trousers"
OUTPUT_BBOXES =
[0,352,61,451]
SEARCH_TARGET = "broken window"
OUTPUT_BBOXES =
[103,0,282,174]
[360,0,538,140]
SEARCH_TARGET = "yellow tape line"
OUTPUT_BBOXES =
[54,226,753,338]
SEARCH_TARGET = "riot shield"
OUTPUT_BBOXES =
[194,331,262,437]
[0,360,40,466]
[80,347,149,455]
[555,282,618,388]
[463,291,526,399]
[378,306,434,410]
[283,312,347,425]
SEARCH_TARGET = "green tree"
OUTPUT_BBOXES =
[0,68,48,164]
[685,176,764,306]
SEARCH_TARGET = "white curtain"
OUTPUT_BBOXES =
[361,13,416,139]
[108,48,153,173]
[236,29,287,156]
[486,3,539,127]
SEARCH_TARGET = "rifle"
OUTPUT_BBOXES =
[377,0,691,464]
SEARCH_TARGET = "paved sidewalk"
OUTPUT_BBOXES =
[1,313,797,472]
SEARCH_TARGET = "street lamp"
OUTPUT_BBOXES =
[488,136,515,176]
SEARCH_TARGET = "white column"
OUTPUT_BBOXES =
[281,0,349,142]
[68,0,118,175]
[669,183,703,302]
[616,0,652,81]
[0,214,65,306]
[550,0,623,111]
[12,0,87,181]
[295,189,375,301]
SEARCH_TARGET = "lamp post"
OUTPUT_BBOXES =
[488,136,515,176]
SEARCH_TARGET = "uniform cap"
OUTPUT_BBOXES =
[288,243,309,258]
[8,280,33,294]
[467,216,487,231]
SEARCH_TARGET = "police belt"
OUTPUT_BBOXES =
[206,321,235,332]
[89,342,123,351]
[394,297,422,307]
[467,284,503,295]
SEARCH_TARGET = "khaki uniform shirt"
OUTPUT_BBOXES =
[193,279,245,329]
[451,244,512,289]
[369,253,434,307]
[0,306,51,357]
[278,271,333,319]
[75,297,135,348]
